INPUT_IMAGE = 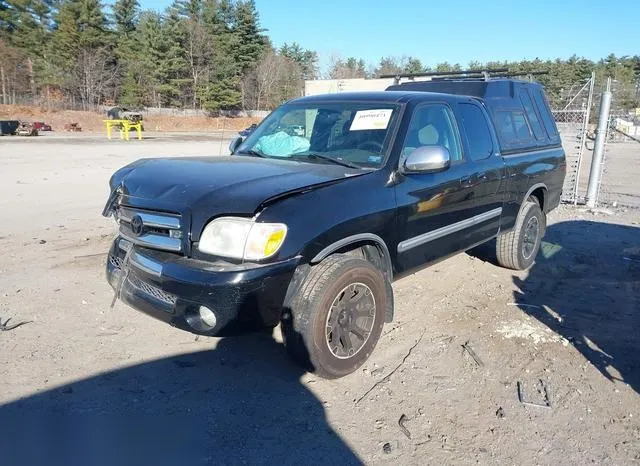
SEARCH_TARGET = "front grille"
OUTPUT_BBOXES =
[115,206,183,253]
[128,275,177,306]
[109,255,124,269]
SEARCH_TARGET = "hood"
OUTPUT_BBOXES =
[109,156,365,237]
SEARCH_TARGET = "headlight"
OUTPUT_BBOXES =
[198,217,287,260]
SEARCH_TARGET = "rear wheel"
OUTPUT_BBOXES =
[496,197,545,270]
[281,254,388,379]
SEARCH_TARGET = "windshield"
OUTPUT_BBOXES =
[236,102,401,168]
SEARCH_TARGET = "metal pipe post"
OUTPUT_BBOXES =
[574,72,596,204]
[585,77,612,208]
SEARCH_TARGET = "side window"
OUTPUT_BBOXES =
[400,104,462,166]
[495,110,533,143]
[520,90,546,140]
[496,111,516,140]
[532,89,560,140]
[458,103,493,161]
[512,112,532,139]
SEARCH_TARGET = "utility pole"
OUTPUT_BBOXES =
[585,77,612,208]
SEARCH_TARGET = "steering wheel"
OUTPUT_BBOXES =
[356,141,383,152]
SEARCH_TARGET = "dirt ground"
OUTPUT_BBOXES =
[0,134,639,465]
[0,104,261,133]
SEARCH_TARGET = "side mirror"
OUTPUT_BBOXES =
[403,146,450,173]
[229,136,243,155]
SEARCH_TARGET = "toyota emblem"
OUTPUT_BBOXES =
[130,215,144,237]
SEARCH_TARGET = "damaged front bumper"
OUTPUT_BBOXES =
[106,237,299,336]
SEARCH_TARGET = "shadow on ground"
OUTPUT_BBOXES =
[512,220,640,394]
[0,333,360,466]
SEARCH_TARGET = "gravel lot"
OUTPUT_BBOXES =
[0,133,639,465]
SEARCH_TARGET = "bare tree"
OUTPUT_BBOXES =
[243,51,303,110]
[184,18,213,109]
[327,54,367,79]
[0,40,29,105]
[67,48,119,110]
[254,51,279,110]
[0,65,5,106]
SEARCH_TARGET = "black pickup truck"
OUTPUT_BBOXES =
[103,78,565,378]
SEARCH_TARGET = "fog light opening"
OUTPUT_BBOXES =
[198,306,217,328]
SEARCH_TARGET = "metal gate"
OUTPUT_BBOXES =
[552,73,595,204]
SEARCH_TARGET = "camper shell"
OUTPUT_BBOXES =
[386,78,561,154]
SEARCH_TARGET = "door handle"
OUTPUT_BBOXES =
[460,175,473,187]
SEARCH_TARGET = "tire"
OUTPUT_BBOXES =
[496,197,546,270]
[281,254,388,379]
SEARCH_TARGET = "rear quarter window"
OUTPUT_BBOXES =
[520,90,546,140]
[532,89,561,143]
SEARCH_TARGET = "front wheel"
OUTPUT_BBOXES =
[281,254,388,379]
[496,198,546,270]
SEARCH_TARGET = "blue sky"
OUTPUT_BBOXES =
[134,0,638,72]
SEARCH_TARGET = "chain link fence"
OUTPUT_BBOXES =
[596,111,640,208]
[552,75,594,205]
[553,75,640,209]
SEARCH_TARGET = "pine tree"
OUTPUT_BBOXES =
[198,0,243,111]
[375,57,402,77]
[154,9,190,107]
[328,56,366,79]
[50,0,113,108]
[52,0,110,64]
[113,0,141,106]
[280,42,318,80]
[113,0,139,36]
[0,0,51,51]
[0,0,53,96]
[0,2,11,40]
[434,62,462,72]
[233,0,267,75]
[77,0,110,48]
[134,10,165,105]
[403,58,425,75]
[51,2,81,64]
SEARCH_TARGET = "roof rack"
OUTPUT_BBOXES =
[430,70,550,82]
[380,68,508,84]
[381,68,548,85]
[491,70,549,78]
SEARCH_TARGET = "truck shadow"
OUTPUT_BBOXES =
[511,220,640,394]
[0,333,360,466]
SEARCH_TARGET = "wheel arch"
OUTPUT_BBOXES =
[521,183,548,213]
[309,233,395,322]
[310,233,393,279]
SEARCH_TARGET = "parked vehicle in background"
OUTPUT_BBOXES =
[103,76,565,379]
[107,106,144,131]
[63,122,82,132]
[0,120,19,135]
[17,121,38,136]
[32,122,52,131]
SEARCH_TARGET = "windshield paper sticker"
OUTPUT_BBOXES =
[350,109,393,131]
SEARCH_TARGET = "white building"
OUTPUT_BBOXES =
[304,77,435,96]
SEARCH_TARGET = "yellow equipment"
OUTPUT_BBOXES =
[103,119,143,141]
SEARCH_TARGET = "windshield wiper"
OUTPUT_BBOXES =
[298,153,362,169]
[237,149,267,158]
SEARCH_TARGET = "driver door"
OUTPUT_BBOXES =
[394,103,481,272]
